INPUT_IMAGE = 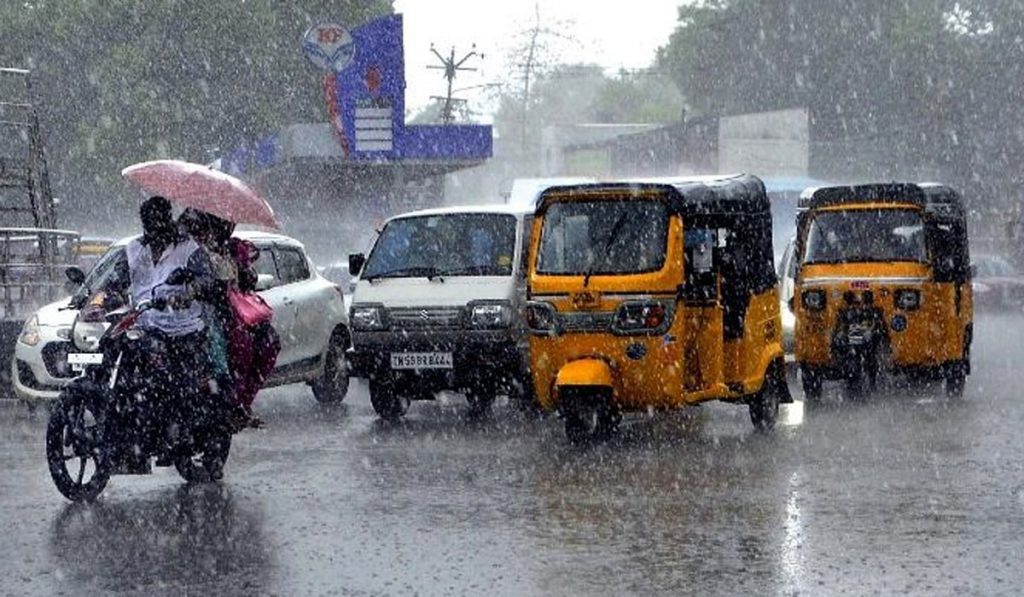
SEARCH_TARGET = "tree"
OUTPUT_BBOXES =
[0,1,392,224]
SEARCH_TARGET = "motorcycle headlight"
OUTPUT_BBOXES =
[467,301,513,329]
[802,289,827,311]
[350,304,387,331]
[612,300,672,334]
[18,315,40,346]
[895,288,921,311]
[525,301,557,334]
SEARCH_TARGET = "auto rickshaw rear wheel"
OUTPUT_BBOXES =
[945,363,967,398]
[801,368,823,402]
[750,362,786,430]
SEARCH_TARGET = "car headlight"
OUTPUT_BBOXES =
[895,288,921,311]
[350,304,387,331]
[18,315,41,346]
[467,301,513,329]
[801,289,826,311]
[525,301,558,334]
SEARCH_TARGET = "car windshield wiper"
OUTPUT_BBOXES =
[434,265,493,277]
[583,212,629,288]
[363,266,445,282]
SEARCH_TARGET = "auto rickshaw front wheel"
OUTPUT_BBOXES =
[750,361,787,430]
[560,386,618,445]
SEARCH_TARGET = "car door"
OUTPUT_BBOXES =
[252,242,299,367]
[273,244,326,362]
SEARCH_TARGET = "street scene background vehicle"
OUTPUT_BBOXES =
[3,1,1024,594]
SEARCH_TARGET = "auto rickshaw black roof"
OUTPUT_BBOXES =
[797,182,965,220]
[534,173,770,217]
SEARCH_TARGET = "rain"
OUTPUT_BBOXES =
[2,1,1024,595]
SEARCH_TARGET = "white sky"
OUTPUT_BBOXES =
[392,0,683,120]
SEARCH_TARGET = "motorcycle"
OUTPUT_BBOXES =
[46,269,235,502]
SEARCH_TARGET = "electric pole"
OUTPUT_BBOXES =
[428,44,482,124]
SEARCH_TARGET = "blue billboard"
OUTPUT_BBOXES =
[222,14,491,174]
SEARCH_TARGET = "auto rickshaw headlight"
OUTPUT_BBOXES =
[612,300,670,334]
[895,289,921,311]
[467,301,513,329]
[802,289,827,311]
[525,301,557,334]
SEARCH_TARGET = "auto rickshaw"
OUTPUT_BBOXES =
[792,183,972,399]
[524,174,791,443]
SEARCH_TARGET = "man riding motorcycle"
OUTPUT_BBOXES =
[106,197,228,467]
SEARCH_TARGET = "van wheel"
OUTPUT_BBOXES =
[801,368,822,402]
[312,331,350,403]
[561,387,617,445]
[750,362,785,430]
[369,380,409,421]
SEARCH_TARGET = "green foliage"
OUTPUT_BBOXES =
[656,0,1024,205]
[0,0,392,218]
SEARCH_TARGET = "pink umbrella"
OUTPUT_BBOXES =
[121,159,279,229]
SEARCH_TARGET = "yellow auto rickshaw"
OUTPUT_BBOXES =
[524,174,791,443]
[792,183,972,399]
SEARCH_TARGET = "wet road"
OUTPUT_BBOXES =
[2,313,1023,596]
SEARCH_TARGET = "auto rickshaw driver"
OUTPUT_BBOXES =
[524,174,792,444]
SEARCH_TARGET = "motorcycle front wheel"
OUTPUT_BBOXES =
[46,398,111,502]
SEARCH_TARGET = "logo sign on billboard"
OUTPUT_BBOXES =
[302,23,355,71]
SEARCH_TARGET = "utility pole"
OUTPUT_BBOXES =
[428,44,482,124]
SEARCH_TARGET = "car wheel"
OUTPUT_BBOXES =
[369,379,409,421]
[312,331,350,404]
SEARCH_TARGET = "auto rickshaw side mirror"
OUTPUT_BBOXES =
[65,266,86,286]
[349,253,366,276]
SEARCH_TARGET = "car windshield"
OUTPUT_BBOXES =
[362,213,517,279]
[72,245,125,303]
[803,208,927,265]
[537,199,668,275]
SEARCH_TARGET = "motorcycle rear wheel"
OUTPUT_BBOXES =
[174,434,232,483]
[46,400,111,502]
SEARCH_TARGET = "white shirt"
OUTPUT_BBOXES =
[125,237,205,337]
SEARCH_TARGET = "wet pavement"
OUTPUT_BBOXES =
[2,313,1023,596]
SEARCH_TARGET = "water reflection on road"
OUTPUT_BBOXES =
[0,313,1021,595]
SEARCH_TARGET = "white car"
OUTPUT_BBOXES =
[11,230,351,405]
[778,236,797,364]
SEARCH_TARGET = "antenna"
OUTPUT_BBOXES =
[427,43,483,124]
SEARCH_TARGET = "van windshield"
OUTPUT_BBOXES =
[803,208,926,264]
[362,213,517,279]
[537,199,668,275]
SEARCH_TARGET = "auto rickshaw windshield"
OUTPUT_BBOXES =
[803,208,927,265]
[537,199,668,275]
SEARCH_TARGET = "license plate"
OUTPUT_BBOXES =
[390,352,453,370]
[67,352,103,371]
